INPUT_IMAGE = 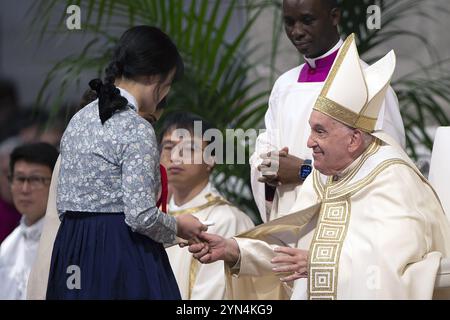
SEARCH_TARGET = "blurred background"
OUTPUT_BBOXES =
[1,0,449,222]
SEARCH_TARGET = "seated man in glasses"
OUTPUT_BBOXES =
[0,142,59,299]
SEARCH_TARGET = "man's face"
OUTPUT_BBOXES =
[10,160,52,223]
[307,111,354,175]
[160,129,212,191]
[283,0,340,58]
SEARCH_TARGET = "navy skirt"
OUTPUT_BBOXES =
[46,212,181,300]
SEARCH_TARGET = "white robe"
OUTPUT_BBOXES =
[166,183,254,300]
[0,217,45,299]
[231,135,450,299]
[251,46,406,223]
[26,156,61,300]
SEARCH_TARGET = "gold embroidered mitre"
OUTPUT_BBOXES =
[313,33,396,132]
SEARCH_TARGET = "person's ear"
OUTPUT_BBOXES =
[204,155,216,169]
[330,7,341,27]
[348,129,363,153]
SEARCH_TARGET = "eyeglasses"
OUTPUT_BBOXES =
[8,175,51,190]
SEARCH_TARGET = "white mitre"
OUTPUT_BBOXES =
[313,33,396,132]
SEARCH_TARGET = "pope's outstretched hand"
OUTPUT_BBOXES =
[188,232,240,265]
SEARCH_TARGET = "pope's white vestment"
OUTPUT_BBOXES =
[229,136,450,299]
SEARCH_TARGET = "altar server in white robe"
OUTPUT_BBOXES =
[189,34,450,300]
[160,112,254,300]
[0,143,58,299]
[251,0,405,223]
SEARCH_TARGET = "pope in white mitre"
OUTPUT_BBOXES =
[188,34,450,300]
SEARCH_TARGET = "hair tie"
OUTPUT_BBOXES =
[89,78,103,94]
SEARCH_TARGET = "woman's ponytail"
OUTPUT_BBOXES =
[89,60,128,125]
[86,25,184,125]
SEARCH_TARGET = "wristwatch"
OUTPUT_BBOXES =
[298,159,312,182]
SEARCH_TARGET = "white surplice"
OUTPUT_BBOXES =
[0,217,45,299]
[166,183,254,300]
[230,135,450,299]
[250,41,406,223]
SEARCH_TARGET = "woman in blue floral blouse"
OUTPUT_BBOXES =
[46,26,206,299]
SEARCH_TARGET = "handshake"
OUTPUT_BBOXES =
[173,215,239,265]
[176,216,309,283]
[185,232,241,266]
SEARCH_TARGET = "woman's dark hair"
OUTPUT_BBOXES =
[88,25,184,124]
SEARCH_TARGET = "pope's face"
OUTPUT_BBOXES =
[307,111,354,176]
[282,0,340,58]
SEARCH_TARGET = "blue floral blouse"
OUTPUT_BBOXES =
[56,88,177,244]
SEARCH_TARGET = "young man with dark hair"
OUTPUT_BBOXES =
[0,142,58,299]
[160,112,254,300]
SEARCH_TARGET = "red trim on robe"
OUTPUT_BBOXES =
[157,164,168,213]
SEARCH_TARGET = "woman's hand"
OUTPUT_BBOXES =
[271,246,309,282]
[176,214,207,240]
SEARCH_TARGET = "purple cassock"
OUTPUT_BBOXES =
[0,198,21,243]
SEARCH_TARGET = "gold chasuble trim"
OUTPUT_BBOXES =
[168,193,231,299]
[308,195,351,300]
[168,193,230,217]
[188,259,200,299]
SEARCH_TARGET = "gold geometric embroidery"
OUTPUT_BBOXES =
[311,243,339,264]
[308,197,351,300]
[322,201,348,223]
[316,224,345,242]
[310,267,335,292]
